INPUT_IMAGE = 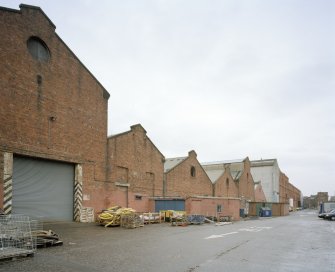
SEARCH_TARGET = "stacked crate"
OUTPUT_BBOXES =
[80,207,95,223]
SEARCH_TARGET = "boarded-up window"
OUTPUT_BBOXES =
[117,166,128,183]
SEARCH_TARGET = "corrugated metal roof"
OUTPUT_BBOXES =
[202,158,245,166]
[204,169,225,183]
[164,157,187,172]
[250,159,277,167]
[230,170,242,181]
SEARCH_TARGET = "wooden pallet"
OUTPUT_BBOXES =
[0,247,34,261]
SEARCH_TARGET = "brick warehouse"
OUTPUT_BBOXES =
[107,124,165,212]
[1,4,302,222]
[202,158,256,217]
[0,4,112,221]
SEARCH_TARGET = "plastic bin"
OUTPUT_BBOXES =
[259,207,272,217]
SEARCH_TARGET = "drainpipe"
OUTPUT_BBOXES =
[163,174,166,197]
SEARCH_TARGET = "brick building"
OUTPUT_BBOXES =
[251,158,301,209]
[279,171,289,203]
[0,4,110,221]
[202,158,255,216]
[160,151,240,219]
[164,151,212,198]
[250,159,280,202]
[201,163,238,198]
[203,158,255,201]
[107,124,165,212]
[286,182,302,210]
[227,158,256,203]
[1,4,302,222]
[200,162,241,219]
[254,182,267,202]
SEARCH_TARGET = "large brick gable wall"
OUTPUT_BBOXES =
[0,5,110,213]
[165,151,213,198]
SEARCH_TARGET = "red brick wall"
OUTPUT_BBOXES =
[279,172,289,203]
[214,167,239,198]
[107,124,164,211]
[236,159,255,202]
[255,183,267,202]
[165,151,213,198]
[186,197,240,221]
[0,5,110,212]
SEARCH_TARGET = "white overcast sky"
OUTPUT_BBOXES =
[2,0,335,197]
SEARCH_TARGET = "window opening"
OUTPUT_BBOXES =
[27,36,50,62]
[190,166,196,177]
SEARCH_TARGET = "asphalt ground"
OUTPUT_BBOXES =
[1,210,334,272]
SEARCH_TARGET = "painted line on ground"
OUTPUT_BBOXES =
[205,226,272,239]
[205,232,238,239]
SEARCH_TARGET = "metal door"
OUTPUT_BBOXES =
[155,199,185,212]
[12,156,74,221]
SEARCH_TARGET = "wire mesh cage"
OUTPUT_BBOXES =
[0,215,36,260]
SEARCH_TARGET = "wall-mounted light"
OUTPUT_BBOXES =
[49,116,57,121]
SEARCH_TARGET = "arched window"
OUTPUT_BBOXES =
[190,166,196,177]
[27,36,50,62]
[226,178,229,187]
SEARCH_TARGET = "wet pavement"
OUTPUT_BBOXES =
[1,210,334,272]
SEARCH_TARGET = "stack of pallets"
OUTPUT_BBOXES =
[80,207,95,223]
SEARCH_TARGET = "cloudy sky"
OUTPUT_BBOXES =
[3,0,335,197]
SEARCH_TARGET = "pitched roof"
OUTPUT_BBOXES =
[202,158,245,166]
[201,163,225,183]
[2,4,110,100]
[108,124,165,159]
[250,159,277,167]
[204,169,225,183]
[164,157,187,173]
[202,158,246,182]
[230,170,243,181]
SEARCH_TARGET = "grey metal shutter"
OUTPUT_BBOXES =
[12,156,74,221]
[155,200,185,212]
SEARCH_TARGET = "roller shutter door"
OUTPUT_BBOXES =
[155,199,185,212]
[12,156,74,221]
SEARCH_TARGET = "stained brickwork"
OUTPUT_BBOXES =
[254,182,267,202]
[202,163,239,198]
[227,158,255,202]
[279,172,289,203]
[164,151,213,198]
[186,197,241,220]
[0,5,110,216]
[0,4,301,220]
[107,124,165,212]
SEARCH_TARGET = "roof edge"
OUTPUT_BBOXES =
[0,6,21,13]
[19,4,56,29]
[10,4,110,100]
